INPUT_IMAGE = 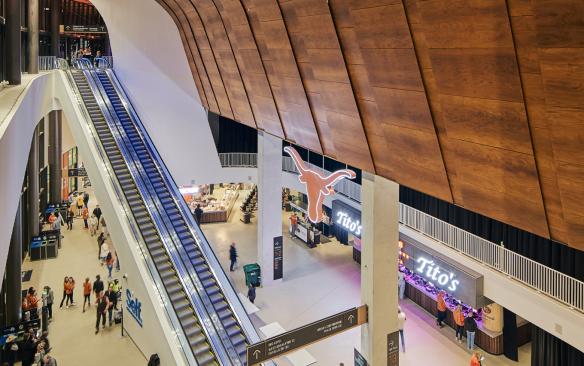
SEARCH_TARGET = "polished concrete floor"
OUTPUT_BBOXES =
[202,191,532,366]
[21,192,146,366]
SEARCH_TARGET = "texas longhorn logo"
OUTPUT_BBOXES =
[284,146,356,223]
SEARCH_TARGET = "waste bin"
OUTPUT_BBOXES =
[243,263,261,287]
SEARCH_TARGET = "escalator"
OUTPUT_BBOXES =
[67,60,260,365]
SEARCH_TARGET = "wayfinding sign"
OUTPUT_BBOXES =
[387,331,400,366]
[247,305,367,365]
[354,348,369,366]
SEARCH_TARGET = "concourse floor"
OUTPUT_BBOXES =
[202,192,532,366]
[21,192,145,366]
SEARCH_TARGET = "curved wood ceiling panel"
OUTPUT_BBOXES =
[152,0,584,250]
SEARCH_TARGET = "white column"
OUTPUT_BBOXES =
[360,172,399,365]
[257,131,283,285]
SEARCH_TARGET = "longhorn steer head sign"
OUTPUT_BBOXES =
[284,146,356,223]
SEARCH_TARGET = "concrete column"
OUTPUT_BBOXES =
[6,0,22,85]
[257,131,282,285]
[50,0,61,57]
[27,126,40,245]
[48,111,62,202]
[360,173,399,365]
[5,199,23,326]
[28,0,40,74]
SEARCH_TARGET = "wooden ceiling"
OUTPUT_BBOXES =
[153,0,584,251]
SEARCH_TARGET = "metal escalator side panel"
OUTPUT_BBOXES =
[104,69,263,346]
[69,70,215,366]
[85,69,226,366]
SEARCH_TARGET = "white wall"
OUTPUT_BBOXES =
[90,0,254,186]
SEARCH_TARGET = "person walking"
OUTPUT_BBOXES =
[398,271,406,300]
[247,284,256,304]
[436,291,447,327]
[229,242,238,272]
[89,214,98,236]
[470,352,483,366]
[20,333,36,366]
[100,216,108,237]
[194,204,203,224]
[95,291,110,334]
[465,312,478,351]
[54,210,65,233]
[41,286,54,321]
[97,233,105,259]
[65,277,75,307]
[105,284,117,326]
[59,277,69,309]
[454,304,465,343]
[67,206,75,230]
[83,278,92,313]
[93,275,104,297]
[82,205,89,229]
[111,279,121,310]
[105,252,114,279]
[76,194,84,216]
[93,204,102,229]
[100,241,110,264]
[397,307,407,352]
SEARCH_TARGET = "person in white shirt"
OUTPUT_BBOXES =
[398,307,407,352]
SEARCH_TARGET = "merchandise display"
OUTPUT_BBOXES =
[183,184,241,223]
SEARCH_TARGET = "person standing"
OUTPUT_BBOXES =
[54,211,65,233]
[59,277,69,309]
[470,352,482,366]
[42,286,54,321]
[105,252,114,279]
[290,213,298,238]
[20,333,36,366]
[93,275,104,297]
[465,312,478,351]
[100,216,108,237]
[76,194,84,216]
[229,242,238,272]
[83,191,90,207]
[43,354,58,366]
[247,284,256,304]
[194,204,203,224]
[105,284,117,326]
[82,205,89,229]
[95,291,110,334]
[2,334,18,366]
[398,271,406,300]
[89,214,98,236]
[436,291,447,327]
[26,288,39,319]
[67,206,75,230]
[65,278,75,307]
[97,233,105,259]
[83,278,92,313]
[93,204,102,229]
[100,241,110,264]
[454,304,465,343]
[398,307,407,352]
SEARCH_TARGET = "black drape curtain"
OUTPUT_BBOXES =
[532,326,584,366]
[399,186,584,281]
[208,112,258,153]
[503,308,519,361]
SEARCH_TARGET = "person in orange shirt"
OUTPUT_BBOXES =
[59,277,69,308]
[64,278,75,308]
[25,287,39,319]
[454,304,465,343]
[290,213,298,239]
[470,352,483,366]
[436,291,447,327]
[83,278,92,313]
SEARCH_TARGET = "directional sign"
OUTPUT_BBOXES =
[387,331,400,366]
[247,305,367,365]
[354,348,369,366]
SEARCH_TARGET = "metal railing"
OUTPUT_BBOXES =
[218,152,257,168]
[39,56,57,71]
[399,204,584,313]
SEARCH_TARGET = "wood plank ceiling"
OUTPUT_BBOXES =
[153,0,584,251]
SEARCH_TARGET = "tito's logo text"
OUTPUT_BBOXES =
[415,257,460,292]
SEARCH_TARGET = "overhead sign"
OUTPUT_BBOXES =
[415,257,460,292]
[332,200,362,240]
[247,305,367,365]
[126,289,143,327]
[273,236,283,280]
[62,25,107,33]
[68,167,87,177]
[284,146,356,223]
[354,348,369,366]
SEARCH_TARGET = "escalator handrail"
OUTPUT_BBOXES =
[94,57,111,70]
[61,70,197,366]
[104,68,263,347]
[86,69,235,364]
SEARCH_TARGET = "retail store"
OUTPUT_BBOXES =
[180,183,251,223]
[398,233,531,356]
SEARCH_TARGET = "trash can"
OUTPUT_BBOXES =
[243,263,262,287]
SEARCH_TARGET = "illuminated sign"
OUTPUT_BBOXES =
[415,257,460,292]
[126,289,143,327]
[284,146,356,223]
[335,211,362,236]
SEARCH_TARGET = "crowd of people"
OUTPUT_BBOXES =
[2,328,55,366]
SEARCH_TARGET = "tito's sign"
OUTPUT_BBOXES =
[284,146,356,223]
